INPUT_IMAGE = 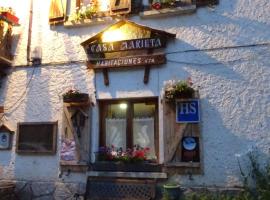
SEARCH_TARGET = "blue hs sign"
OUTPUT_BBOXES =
[176,100,200,123]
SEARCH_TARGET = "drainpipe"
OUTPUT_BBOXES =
[27,0,33,65]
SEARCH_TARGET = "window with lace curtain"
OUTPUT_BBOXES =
[99,98,159,162]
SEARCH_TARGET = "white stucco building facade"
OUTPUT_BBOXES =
[0,0,269,198]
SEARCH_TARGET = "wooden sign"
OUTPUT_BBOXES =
[88,54,166,69]
[87,38,166,54]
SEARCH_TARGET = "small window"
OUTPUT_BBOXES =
[99,98,159,162]
[16,122,57,154]
[67,0,110,21]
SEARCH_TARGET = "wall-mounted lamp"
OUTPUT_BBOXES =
[31,46,42,66]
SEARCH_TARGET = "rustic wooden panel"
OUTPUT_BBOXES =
[162,96,202,174]
[88,54,166,69]
[163,103,187,163]
[62,104,91,163]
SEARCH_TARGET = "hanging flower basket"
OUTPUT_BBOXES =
[164,79,195,102]
[62,89,89,103]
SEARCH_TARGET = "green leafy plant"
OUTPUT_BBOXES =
[62,89,81,99]
[164,78,195,101]
[69,2,98,21]
[238,151,270,200]
[162,182,181,200]
[62,89,89,103]
[181,151,270,200]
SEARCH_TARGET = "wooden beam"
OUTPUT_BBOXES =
[143,66,150,84]
[102,69,109,86]
[143,48,154,84]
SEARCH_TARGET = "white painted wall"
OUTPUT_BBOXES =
[0,0,269,188]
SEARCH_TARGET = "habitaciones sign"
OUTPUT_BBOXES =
[176,100,200,123]
[87,38,165,54]
[88,54,166,69]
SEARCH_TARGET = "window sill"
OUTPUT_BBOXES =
[140,4,196,18]
[60,161,88,172]
[87,171,167,179]
[64,17,114,28]
[90,161,162,172]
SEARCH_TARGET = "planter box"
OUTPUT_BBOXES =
[0,12,19,25]
[91,161,162,172]
[63,93,89,103]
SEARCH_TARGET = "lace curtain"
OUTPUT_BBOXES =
[133,117,155,159]
[105,117,156,159]
[106,118,126,149]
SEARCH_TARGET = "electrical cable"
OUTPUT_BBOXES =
[12,42,270,69]
[1,66,36,122]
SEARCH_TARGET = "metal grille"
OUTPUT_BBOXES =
[86,179,156,200]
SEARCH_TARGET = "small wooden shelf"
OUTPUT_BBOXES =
[165,162,200,168]
[60,161,88,172]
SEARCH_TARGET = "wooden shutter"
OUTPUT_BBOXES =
[163,93,203,174]
[49,0,67,24]
[62,102,91,163]
[110,0,131,15]
[196,0,219,6]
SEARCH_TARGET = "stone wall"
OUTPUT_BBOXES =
[13,181,86,200]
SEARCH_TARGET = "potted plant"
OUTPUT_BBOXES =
[0,7,19,25]
[62,89,89,103]
[164,78,195,102]
[163,182,181,200]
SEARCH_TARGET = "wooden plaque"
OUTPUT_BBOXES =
[87,54,166,69]
[87,38,166,54]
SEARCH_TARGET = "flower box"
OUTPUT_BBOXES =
[62,89,89,103]
[0,12,19,25]
[90,161,162,172]
[63,93,89,103]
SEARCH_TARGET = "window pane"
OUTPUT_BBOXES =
[105,103,127,149]
[133,103,156,160]
[17,122,57,153]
